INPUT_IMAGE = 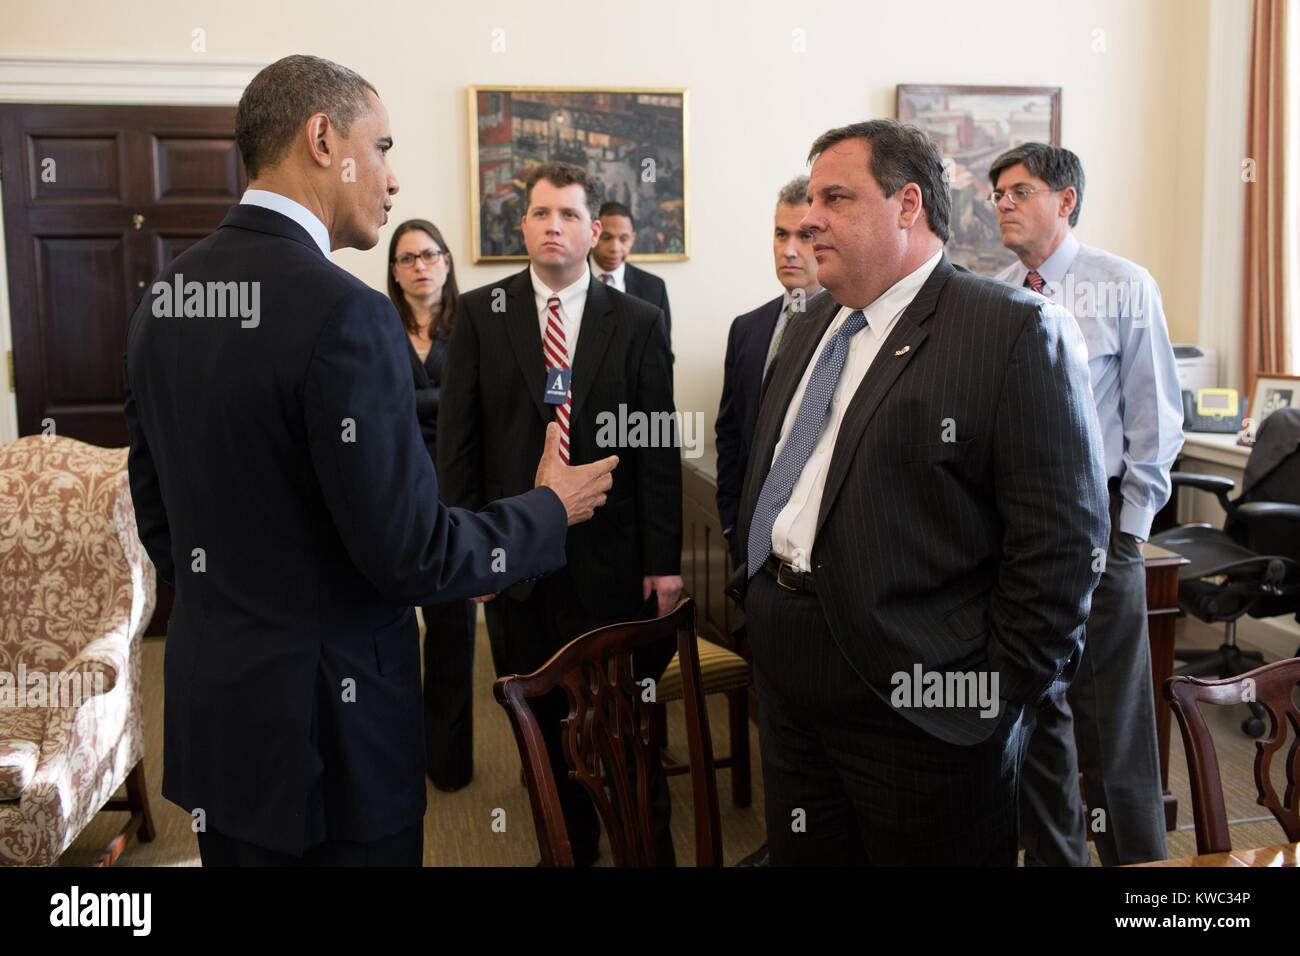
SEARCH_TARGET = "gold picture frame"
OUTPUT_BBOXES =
[467,85,689,263]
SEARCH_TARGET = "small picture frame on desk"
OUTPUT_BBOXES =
[1242,372,1300,445]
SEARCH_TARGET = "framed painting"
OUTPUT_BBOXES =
[897,84,1062,275]
[468,86,689,263]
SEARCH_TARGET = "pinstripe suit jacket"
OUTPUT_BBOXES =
[734,255,1110,745]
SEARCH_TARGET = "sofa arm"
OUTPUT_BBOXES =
[58,630,128,698]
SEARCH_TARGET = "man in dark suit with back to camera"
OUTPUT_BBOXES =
[732,120,1109,865]
[591,200,673,353]
[716,174,822,569]
[439,163,681,866]
[124,55,617,867]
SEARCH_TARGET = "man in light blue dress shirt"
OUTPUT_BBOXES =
[991,143,1184,866]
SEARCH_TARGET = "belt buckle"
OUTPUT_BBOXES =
[775,560,800,592]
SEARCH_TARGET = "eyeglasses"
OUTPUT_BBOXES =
[393,250,449,268]
[987,184,1054,206]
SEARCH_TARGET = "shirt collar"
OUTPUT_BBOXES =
[854,249,942,339]
[780,285,824,317]
[591,258,625,285]
[1027,231,1080,286]
[531,263,591,314]
[240,189,331,258]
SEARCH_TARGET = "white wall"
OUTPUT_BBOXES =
[0,0,1216,446]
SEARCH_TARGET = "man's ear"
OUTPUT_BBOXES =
[304,112,333,169]
[1059,186,1077,220]
[897,181,924,229]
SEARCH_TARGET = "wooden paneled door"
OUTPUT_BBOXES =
[1,104,246,634]
[1,103,244,445]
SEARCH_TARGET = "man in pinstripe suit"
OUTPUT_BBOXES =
[730,120,1110,865]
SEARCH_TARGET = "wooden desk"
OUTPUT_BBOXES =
[681,458,1192,830]
[1143,543,1189,832]
[1131,841,1300,867]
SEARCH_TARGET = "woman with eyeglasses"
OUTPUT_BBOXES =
[386,218,476,792]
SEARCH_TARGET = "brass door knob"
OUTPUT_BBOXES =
[132,213,144,230]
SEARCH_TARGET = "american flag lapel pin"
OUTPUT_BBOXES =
[894,345,911,356]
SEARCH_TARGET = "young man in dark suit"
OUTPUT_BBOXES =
[591,201,673,353]
[123,55,617,867]
[732,120,1110,865]
[715,175,821,568]
[439,163,682,866]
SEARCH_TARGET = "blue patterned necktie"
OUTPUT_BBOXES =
[747,309,868,578]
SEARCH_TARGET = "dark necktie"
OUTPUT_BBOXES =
[747,309,868,577]
[1024,270,1046,294]
[763,301,799,377]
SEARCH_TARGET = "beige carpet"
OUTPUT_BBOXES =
[59,616,1293,866]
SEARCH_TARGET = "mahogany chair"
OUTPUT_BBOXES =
[493,598,722,867]
[1164,658,1300,855]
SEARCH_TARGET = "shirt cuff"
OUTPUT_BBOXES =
[1119,502,1156,542]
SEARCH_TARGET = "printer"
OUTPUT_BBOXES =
[1173,344,1218,394]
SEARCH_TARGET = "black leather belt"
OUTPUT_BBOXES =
[763,555,816,594]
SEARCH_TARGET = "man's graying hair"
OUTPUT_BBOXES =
[988,143,1085,227]
[236,54,378,179]
[807,120,951,242]
[777,175,810,208]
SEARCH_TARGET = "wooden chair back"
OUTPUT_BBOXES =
[493,598,722,866]
[1165,659,1300,854]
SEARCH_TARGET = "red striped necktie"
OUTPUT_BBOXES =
[1025,270,1046,294]
[544,294,572,463]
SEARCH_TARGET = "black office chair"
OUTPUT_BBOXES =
[1150,407,1300,737]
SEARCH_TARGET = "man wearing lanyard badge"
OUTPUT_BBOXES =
[439,161,681,866]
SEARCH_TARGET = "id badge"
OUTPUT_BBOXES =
[544,367,572,404]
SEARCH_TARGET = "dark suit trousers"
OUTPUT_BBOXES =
[421,599,477,790]
[747,571,1029,865]
[485,569,676,865]
[197,820,422,866]
[1019,489,1168,866]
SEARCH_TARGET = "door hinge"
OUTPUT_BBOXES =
[6,350,13,393]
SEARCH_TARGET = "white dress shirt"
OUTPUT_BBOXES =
[239,189,331,258]
[590,258,626,292]
[770,250,942,570]
[996,232,1184,539]
[532,264,591,361]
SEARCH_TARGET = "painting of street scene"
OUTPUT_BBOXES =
[898,85,1061,275]
[469,87,688,261]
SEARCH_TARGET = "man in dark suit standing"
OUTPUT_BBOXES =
[123,55,617,867]
[591,201,673,353]
[439,163,681,866]
[732,120,1109,865]
[716,175,821,568]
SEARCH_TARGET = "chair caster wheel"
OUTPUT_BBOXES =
[1242,716,1266,738]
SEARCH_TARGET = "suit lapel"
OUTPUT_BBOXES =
[503,269,550,425]
[569,276,615,421]
[747,295,784,399]
[622,263,639,297]
[813,256,955,539]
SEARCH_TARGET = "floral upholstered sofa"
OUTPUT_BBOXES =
[0,436,156,865]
